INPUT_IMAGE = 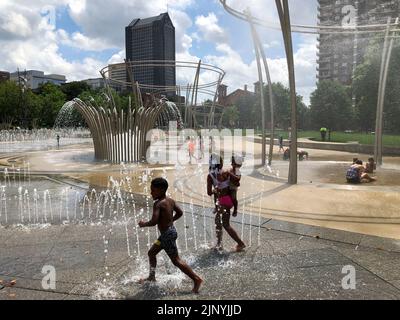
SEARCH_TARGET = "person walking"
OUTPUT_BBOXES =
[278,135,284,153]
[320,127,327,141]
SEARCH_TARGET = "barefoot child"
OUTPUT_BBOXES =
[138,177,203,293]
[207,156,246,252]
[365,157,376,174]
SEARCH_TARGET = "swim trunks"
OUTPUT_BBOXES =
[154,225,178,257]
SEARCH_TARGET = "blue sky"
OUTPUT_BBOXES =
[0,0,318,104]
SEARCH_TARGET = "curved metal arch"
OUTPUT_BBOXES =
[219,0,400,35]
[101,60,226,129]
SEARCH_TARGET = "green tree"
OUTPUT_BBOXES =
[26,90,43,129]
[353,38,400,133]
[309,80,353,133]
[36,83,66,127]
[222,105,239,128]
[61,81,91,101]
[0,81,21,127]
[232,94,257,129]
[257,82,309,130]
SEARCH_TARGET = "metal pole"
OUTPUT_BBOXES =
[209,73,224,128]
[379,17,398,166]
[247,11,266,166]
[193,60,202,129]
[374,17,392,166]
[276,0,297,184]
[248,15,275,166]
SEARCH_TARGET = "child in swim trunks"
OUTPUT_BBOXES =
[138,177,203,293]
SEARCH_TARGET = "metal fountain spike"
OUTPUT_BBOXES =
[72,90,164,164]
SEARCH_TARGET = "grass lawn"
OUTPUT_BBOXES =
[272,130,400,147]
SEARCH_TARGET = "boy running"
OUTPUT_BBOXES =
[138,177,203,293]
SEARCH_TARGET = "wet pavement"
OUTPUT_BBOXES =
[2,139,400,239]
[1,138,400,299]
[1,203,400,300]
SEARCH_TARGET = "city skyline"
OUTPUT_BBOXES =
[0,0,319,105]
[2,1,399,105]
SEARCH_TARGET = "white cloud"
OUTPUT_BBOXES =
[203,36,317,105]
[0,0,194,83]
[0,12,32,38]
[191,32,201,42]
[107,50,125,65]
[263,41,280,49]
[0,0,318,104]
[195,13,228,44]
[222,0,317,25]
[0,1,104,81]
[213,0,318,104]
[65,0,193,48]
[169,9,193,54]
[57,29,113,52]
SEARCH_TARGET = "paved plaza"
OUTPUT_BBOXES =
[1,139,400,300]
[1,207,400,300]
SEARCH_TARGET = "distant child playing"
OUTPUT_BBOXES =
[188,138,196,164]
[138,177,203,293]
[278,135,284,153]
[365,157,376,174]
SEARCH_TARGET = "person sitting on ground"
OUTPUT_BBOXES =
[298,149,309,161]
[283,148,290,160]
[138,177,203,293]
[283,148,308,161]
[346,160,376,184]
[365,157,376,174]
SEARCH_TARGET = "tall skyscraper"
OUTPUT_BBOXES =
[125,12,176,96]
[317,0,400,85]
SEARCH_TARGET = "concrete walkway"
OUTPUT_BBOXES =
[1,204,400,300]
[1,139,400,299]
